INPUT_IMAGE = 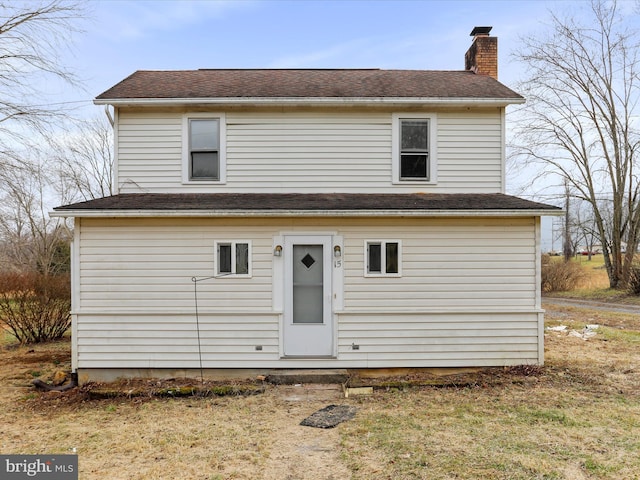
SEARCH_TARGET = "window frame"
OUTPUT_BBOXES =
[182,113,227,184]
[364,240,402,277]
[392,113,437,184]
[214,240,252,278]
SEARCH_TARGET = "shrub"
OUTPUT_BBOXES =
[627,263,640,296]
[0,272,71,343]
[541,254,586,292]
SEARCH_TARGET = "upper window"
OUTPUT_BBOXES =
[215,241,251,277]
[392,114,437,184]
[190,119,219,180]
[400,119,429,179]
[365,240,401,277]
[182,114,226,183]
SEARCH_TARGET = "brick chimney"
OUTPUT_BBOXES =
[464,26,498,79]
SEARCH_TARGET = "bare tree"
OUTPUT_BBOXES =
[572,198,601,260]
[0,154,69,275]
[0,1,85,149]
[0,1,84,274]
[53,114,114,202]
[512,0,640,288]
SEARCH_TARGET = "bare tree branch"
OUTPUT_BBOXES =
[0,1,85,147]
[52,114,115,202]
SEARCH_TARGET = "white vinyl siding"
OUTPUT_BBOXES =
[437,111,503,191]
[116,109,504,194]
[117,113,182,191]
[336,312,541,367]
[74,217,541,371]
[77,220,271,311]
[345,219,536,310]
[76,314,280,368]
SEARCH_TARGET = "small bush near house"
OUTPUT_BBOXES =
[0,272,71,343]
[541,254,586,292]
[627,263,640,295]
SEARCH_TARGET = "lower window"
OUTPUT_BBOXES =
[215,241,251,277]
[365,240,401,276]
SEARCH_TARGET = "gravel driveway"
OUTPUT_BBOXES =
[543,296,640,315]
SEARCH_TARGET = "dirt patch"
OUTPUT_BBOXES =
[259,398,352,480]
[19,351,70,364]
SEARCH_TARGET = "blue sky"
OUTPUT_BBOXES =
[55,0,636,250]
[63,0,592,113]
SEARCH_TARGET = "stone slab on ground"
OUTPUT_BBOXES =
[300,405,358,429]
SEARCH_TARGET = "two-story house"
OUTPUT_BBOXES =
[53,27,561,382]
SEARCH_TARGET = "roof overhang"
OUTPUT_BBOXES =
[52,193,561,219]
[93,96,525,109]
[50,208,562,219]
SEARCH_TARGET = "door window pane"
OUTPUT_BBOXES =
[293,245,324,324]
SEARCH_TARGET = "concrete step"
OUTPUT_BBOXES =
[266,369,349,385]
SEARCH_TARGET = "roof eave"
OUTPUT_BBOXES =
[50,208,561,219]
[93,96,525,108]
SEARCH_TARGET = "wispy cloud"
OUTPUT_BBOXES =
[267,29,470,70]
[96,0,254,41]
[267,37,374,68]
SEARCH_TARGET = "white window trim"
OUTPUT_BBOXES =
[364,240,402,278]
[182,112,227,184]
[214,240,252,278]
[392,113,437,185]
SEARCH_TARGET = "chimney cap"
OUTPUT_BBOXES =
[470,26,493,36]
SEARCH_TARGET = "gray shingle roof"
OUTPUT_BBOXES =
[54,193,559,214]
[95,69,522,101]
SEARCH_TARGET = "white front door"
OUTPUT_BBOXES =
[283,235,334,357]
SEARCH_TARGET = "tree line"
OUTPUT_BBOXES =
[0,1,113,277]
[0,1,111,342]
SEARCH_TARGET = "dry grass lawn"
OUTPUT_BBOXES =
[1,302,639,479]
[340,304,640,479]
[551,254,640,305]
